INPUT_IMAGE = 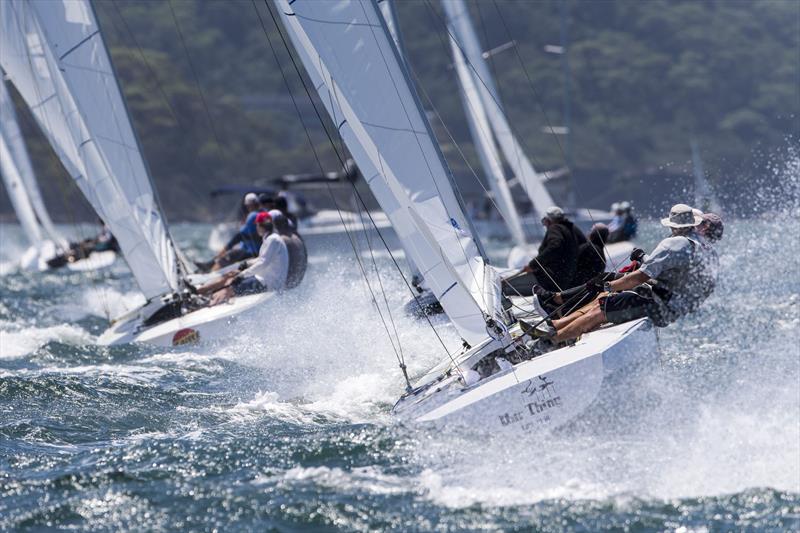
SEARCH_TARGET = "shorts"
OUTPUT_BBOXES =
[232,276,266,296]
[602,288,669,327]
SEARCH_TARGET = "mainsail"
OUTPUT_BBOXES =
[0,0,179,299]
[441,0,555,223]
[449,31,526,246]
[0,78,65,247]
[275,0,502,346]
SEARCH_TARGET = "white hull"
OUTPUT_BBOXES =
[97,292,273,346]
[65,250,117,272]
[392,319,657,436]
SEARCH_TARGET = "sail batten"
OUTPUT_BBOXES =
[275,0,500,346]
[1,0,179,299]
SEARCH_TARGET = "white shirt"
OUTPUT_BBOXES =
[240,233,289,291]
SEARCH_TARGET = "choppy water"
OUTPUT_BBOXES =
[2,190,799,529]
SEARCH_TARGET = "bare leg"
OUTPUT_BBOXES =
[552,297,602,329]
[554,306,607,342]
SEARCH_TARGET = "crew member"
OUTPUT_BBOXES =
[608,201,637,243]
[270,209,307,288]
[527,204,718,347]
[200,192,261,272]
[502,206,586,296]
[199,211,289,306]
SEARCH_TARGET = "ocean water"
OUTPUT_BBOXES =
[1,193,798,529]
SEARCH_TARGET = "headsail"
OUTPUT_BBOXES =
[0,78,65,248]
[441,0,555,223]
[274,0,502,346]
[0,0,179,299]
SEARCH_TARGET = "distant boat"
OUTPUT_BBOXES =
[275,0,657,434]
[1,0,271,346]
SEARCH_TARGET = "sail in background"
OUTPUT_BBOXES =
[442,0,555,226]
[0,0,179,299]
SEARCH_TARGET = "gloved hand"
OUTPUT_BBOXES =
[238,261,248,271]
[630,248,645,262]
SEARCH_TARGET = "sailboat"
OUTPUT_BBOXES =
[274,0,658,433]
[1,0,273,346]
[440,0,633,271]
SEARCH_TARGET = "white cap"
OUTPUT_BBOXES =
[620,201,631,211]
[544,206,564,220]
[244,192,259,205]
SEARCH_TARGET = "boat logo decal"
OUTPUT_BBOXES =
[497,375,562,429]
[173,328,200,346]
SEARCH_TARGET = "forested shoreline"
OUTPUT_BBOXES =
[2,0,797,221]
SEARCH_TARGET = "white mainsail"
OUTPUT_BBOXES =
[0,78,66,248]
[275,0,502,346]
[441,0,555,223]
[0,0,179,299]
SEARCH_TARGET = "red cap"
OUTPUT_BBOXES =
[255,211,272,225]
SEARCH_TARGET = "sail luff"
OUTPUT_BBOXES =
[274,0,500,346]
[449,32,526,246]
[441,0,555,223]
[1,0,179,299]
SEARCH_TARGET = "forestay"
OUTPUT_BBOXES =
[0,79,65,247]
[441,0,554,223]
[274,0,502,346]
[0,0,179,299]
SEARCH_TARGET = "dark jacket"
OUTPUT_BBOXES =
[574,242,606,285]
[528,219,586,291]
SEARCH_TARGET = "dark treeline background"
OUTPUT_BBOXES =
[2,0,798,222]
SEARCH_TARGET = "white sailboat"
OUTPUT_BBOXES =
[274,0,657,434]
[440,0,633,271]
[1,0,271,346]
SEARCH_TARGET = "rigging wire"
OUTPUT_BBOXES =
[423,0,614,273]
[260,0,461,359]
[252,0,423,385]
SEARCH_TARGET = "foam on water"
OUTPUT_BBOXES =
[0,320,94,359]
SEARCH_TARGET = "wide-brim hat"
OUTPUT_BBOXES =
[661,203,702,228]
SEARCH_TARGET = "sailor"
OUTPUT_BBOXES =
[203,192,262,271]
[259,193,275,212]
[502,206,587,296]
[275,195,298,229]
[527,204,719,346]
[574,223,609,286]
[200,211,289,306]
[607,201,638,243]
[46,219,118,269]
[270,209,307,288]
[607,202,623,233]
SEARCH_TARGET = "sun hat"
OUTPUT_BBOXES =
[244,192,259,205]
[661,203,702,228]
[255,211,272,225]
[692,208,704,217]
